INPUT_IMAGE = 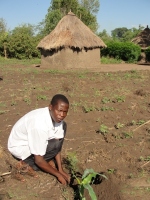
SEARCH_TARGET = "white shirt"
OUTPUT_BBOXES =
[8,107,64,160]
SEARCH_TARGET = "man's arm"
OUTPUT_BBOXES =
[34,155,67,185]
[55,152,70,183]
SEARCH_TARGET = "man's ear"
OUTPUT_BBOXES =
[49,104,52,110]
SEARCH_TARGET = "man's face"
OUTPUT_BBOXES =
[49,100,69,123]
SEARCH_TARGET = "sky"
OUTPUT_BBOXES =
[0,0,150,35]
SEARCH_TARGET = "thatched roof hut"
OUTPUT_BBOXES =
[37,11,106,69]
[131,25,150,49]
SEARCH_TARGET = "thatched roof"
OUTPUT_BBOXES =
[131,25,150,49]
[37,11,106,50]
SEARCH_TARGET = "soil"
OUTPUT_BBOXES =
[0,63,150,200]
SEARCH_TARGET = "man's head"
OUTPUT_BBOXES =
[49,94,69,123]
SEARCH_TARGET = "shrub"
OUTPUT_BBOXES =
[145,47,150,61]
[101,41,141,62]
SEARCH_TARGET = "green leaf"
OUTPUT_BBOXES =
[82,168,96,179]
[84,184,97,200]
[79,185,85,199]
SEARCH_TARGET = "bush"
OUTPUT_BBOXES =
[145,47,150,61]
[101,41,141,62]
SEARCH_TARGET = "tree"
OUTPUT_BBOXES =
[0,18,8,57]
[79,0,100,14]
[43,10,62,35]
[97,29,112,43]
[111,27,128,40]
[7,24,40,59]
[40,0,99,36]
[111,25,144,42]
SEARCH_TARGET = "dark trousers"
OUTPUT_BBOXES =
[23,122,67,171]
[23,138,64,170]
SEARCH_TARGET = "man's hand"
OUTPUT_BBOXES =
[59,170,70,184]
[57,174,67,185]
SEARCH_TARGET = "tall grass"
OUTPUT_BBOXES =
[101,56,122,64]
[0,56,41,66]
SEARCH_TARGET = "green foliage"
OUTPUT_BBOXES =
[99,124,109,134]
[74,168,107,200]
[115,122,124,129]
[41,0,99,35]
[139,156,150,162]
[101,41,141,62]
[43,9,62,35]
[66,152,79,173]
[66,152,107,199]
[97,29,112,43]
[101,56,122,64]
[111,27,129,39]
[145,47,150,61]
[111,26,144,42]
[79,0,100,15]
[6,24,40,59]
[0,18,8,57]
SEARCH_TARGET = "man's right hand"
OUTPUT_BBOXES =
[57,174,67,185]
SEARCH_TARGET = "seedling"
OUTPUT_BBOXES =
[101,106,114,111]
[136,120,145,125]
[115,122,124,129]
[37,95,47,101]
[107,168,115,174]
[73,168,107,200]
[82,104,96,113]
[66,153,107,200]
[139,156,150,162]
[122,131,133,138]
[101,97,111,104]
[99,124,109,135]
[23,97,31,105]
[115,95,125,103]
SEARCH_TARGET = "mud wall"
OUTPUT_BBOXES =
[40,48,101,69]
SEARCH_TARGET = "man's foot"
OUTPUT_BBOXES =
[26,165,38,178]
[13,161,38,181]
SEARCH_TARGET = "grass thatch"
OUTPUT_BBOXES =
[37,11,106,50]
[132,26,150,49]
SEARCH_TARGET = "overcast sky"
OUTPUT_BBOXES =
[1,0,150,34]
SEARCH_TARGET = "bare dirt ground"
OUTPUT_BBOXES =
[0,63,150,200]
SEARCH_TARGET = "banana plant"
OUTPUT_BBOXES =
[73,168,107,200]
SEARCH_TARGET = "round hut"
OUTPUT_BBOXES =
[131,25,150,63]
[37,11,106,69]
[131,25,150,50]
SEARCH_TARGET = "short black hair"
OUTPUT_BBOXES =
[50,94,69,106]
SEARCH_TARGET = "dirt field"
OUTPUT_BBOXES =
[0,63,150,200]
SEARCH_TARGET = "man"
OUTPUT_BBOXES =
[8,94,70,185]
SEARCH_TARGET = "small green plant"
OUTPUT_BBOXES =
[139,156,150,162]
[122,131,133,138]
[66,152,79,173]
[115,122,124,129]
[107,168,115,174]
[131,120,136,125]
[74,169,107,200]
[115,95,125,102]
[101,106,114,111]
[101,97,111,104]
[136,120,145,125]
[0,102,6,107]
[23,97,31,105]
[66,153,107,200]
[82,105,96,113]
[99,124,109,134]
[10,100,17,106]
[37,95,47,101]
